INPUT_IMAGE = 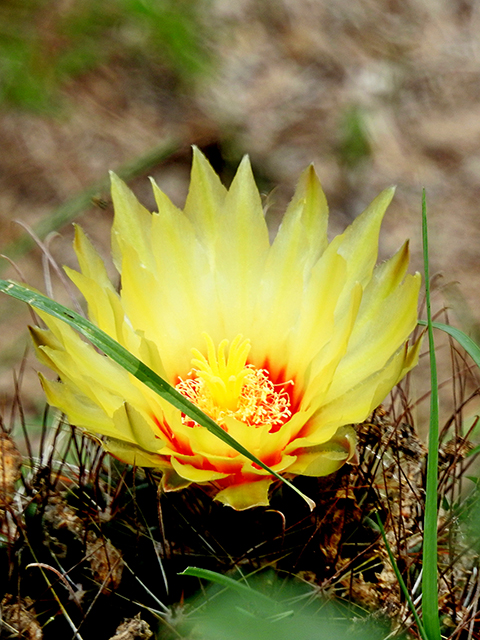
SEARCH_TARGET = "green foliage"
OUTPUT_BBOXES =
[421,191,442,640]
[0,0,211,111]
[337,105,372,169]
[182,570,391,640]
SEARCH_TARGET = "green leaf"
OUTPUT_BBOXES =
[417,320,480,459]
[179,567,274,603]
[0,279,315,510]
[417,319,480,370]
[420,190,442,640]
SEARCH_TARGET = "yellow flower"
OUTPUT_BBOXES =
[30,149,421,510]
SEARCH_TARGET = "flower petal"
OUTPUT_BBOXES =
[253,166,333,367]
[170,457,230,483]
[65,267,121,340]
[302,281,363,410]
[216,155,270,338]
[39,374,116,437]
[286,425,356,476]
[310,340,421,437]
[103,437,169,468]
[325,272,421,402]
[112,403,165,452]
[283,250,347,381]
[72,224,114,290]
[214,477,273,510]
[183,146,227,247]
[161,468,192,491]
[286,446,350,476]
[110,172,155,273]
[332,187,395,316]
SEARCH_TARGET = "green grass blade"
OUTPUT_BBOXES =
[418,320,480,369]
[421,189,442,640]
[0,279,315,510]
[179,567,274,603]
[419,319,480,458]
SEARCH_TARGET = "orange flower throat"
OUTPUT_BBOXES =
[176,334,293,432]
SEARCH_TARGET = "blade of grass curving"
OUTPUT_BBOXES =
[418,320,480,369]
[375,513,428,640]
[23,544,84,639]
[179,567,274,603]
[0,279,315,510]
[421,189,442,640]
[418,320,480,458]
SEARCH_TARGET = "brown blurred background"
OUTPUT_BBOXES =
[1,0,480,423]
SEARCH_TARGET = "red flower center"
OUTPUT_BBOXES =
[175,333,293,432]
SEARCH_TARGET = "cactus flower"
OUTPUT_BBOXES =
[30,149,421,510]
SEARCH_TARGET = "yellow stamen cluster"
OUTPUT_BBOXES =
[176,334,293,431]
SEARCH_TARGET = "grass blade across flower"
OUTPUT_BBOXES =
[1,150,421,510]
[0,279,315,509]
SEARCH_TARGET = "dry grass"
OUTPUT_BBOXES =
[1,328,480,639]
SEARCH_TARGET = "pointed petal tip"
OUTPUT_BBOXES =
[305,162,318,178]
[191,145,208,166]
[72,223,86,242]
[109,171,128,195]
[391,239,411,267]
[238,153,252,167]
[190,145,220,186]
[214,478,273,510]
[381,184,396,203]
[231,153,255,185]
[28,324,42,347]
[363,185,396,214]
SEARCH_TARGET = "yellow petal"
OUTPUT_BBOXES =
[286,447,349,476]
[279,164,329,259]
[364,240,411,301]
[29,325,63,372]
[65,268,120,339]
[103,437,169,468]
[112,403,165,452]
[33,312,147,416]
[215,156,270,338]
[110,172,155,273]
[214,477,273,510]
[185,424,240,459]
[170,456,230,482]
[302,281,363,411]
[253,166,332,367]
[183,146,227,247]
[326,272,421,401]
[332,187,395,316]
[161,468,192,491]
[310,342,418,438]
[72,224,114,291]
[283,250,347,380]
[39,374,117,438]
[285,425,356,476]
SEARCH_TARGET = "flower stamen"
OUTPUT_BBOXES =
[176,333,293,432]
[190,333,252,411]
